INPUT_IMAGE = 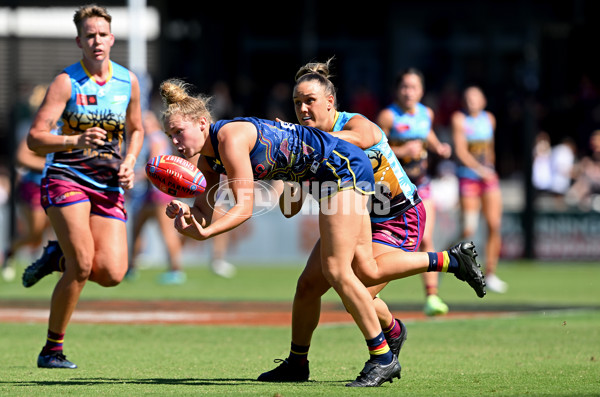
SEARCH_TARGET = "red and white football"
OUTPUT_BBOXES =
[145,154,206,198]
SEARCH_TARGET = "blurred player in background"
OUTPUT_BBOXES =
[126,111,185,284]
[2,85,53,282]
[21,4,143,369]
[2,137,51,281]
[377,68,452,316]
[451,86,506,293]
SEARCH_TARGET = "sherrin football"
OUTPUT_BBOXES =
[145,154,206,198]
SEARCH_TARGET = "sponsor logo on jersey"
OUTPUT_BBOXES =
[76,94,98,106]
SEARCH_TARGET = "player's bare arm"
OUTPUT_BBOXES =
[452,111,494,179]
[28,73,107,155]
[329,115,379,150]
[200,123,256,237]
[118,72,145,190]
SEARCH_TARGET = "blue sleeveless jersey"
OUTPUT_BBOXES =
[386,102,431,185]
[205,117,374,196]
[456,111,495,180]
[332,111,419,221]
[45,60,132,192]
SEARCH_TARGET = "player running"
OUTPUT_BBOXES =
[20,5,144,369]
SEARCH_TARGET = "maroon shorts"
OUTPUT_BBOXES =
[41,178,127,222]
[18,181,43,209]
[371,201,426,251]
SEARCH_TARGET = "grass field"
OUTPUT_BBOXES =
[1,261,599,396]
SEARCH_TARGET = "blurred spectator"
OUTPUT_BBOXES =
[532,131,553,194]
[566,130,600,211]
[549,137,576,207]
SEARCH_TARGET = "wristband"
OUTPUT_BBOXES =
[63,135,74,150]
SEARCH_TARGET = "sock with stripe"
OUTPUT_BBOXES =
[383,318,402,340]
[425,284,438,296]
[288,342,309,366]
[427,251,459,274]
[366,332,393,365]
[41,330,65,355]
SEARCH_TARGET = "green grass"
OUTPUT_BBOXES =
[1,261,599,396]
[2,260,599,307]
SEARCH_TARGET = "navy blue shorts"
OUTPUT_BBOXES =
[313,140,375,201]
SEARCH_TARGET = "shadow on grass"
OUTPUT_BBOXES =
[0,377,346,387]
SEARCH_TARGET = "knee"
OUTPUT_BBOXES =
[295,273,327,301]
[320,263,356,291]
[90,261,126,287]
[487,219,501,235]
[92,270,124,287]
[352,263,378,287]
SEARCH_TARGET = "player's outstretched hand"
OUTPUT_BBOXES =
[174,207,206,240]
[166,200,189,219]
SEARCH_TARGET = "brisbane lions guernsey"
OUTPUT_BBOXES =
[332,111,419,222]
[456,111,495,180]
[386,102,431,186]
[45,60,132,192]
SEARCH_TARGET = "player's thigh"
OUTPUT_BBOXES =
[318,190,367,280]
[481,188,503,230]
[46,202,95,270]
[90,214,128,272]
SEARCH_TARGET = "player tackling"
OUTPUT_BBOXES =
[156,78,485,387]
